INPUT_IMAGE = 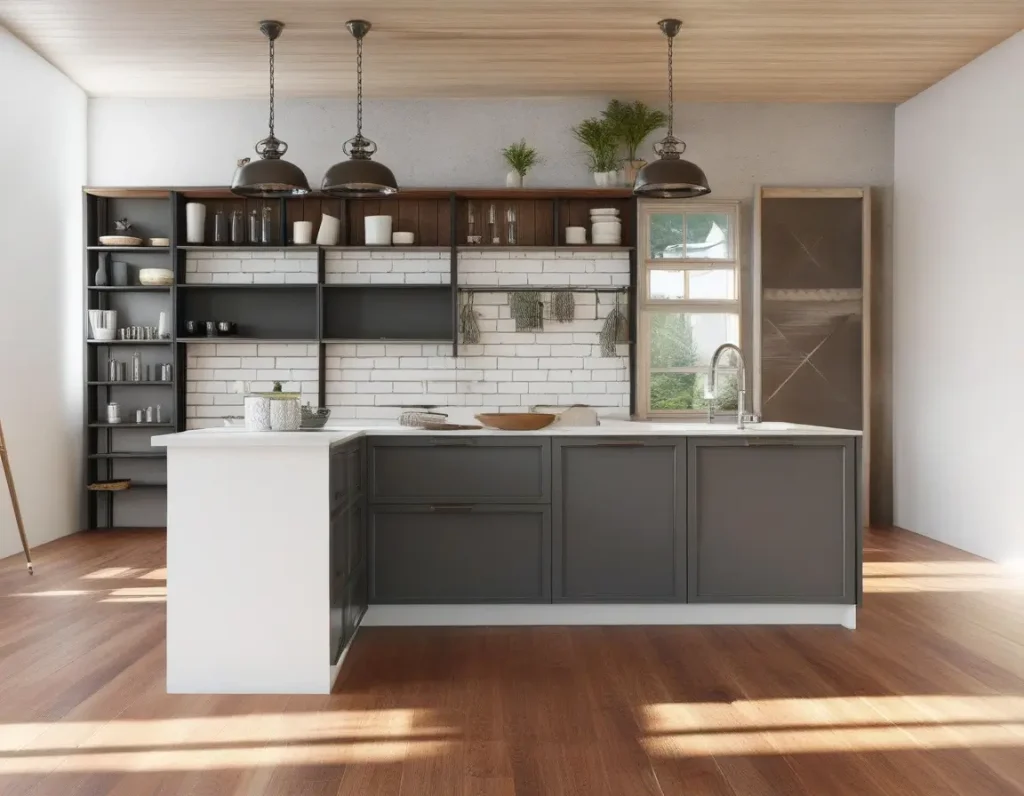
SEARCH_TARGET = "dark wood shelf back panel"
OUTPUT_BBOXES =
[178,285,318,340]
[323,286,454,341]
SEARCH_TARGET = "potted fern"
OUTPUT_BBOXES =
[502,139,541,188]
[571,117,619,186]
[603,99,669,184]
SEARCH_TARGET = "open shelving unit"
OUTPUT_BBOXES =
[83,186,638,529]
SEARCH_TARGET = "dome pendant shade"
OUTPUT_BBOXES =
[321,158,398,197]
[231,21,310,198]
[633,19,710,199]
[633,150,710,199]
[231,148,311,198]
[322,20,398,197]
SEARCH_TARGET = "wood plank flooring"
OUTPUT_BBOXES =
[1,528,1023,795]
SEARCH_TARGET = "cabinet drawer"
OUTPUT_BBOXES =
[368,438,550,503]
[369,505,551,603]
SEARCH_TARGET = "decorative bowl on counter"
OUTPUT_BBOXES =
[475,412,556,431]
[139,268,174,285]
[300,406,332,430]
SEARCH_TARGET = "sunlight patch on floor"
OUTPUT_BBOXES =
[643,696,1024,756]
[862,559,1024,593]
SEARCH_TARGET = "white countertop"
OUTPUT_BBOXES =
[152,419,861,448]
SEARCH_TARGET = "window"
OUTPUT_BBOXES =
[637,201,741,417]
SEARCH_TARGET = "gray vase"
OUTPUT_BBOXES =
[112,260,128,286]
[95,253,109,286]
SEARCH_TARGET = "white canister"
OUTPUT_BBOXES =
[106,402,121,424]
[364,215,393,246]
[244,396,271,432]
[270,397,301,431]
[157,311,170,340]
[316,214,341,245]
[565,226,587,245]
[185,203,206,244]
[293,220,313,245]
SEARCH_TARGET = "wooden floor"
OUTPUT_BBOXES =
[1,530,1023,795]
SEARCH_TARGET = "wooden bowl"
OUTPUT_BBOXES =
[475,412,556,431]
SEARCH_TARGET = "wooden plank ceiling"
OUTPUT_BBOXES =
[0,0,1021,102]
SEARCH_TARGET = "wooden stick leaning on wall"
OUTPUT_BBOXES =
[0,420,33,574]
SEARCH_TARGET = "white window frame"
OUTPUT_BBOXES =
[636,200,742,419]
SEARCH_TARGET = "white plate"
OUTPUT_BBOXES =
[590,208,620,217]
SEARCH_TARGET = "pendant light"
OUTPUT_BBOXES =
[633,19,710,199]
[231,21,310,197]
[321,20,398,197]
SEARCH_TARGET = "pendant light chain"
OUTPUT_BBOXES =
[355,34,363,139]
[667,30,675,139]
[268,33,276,139]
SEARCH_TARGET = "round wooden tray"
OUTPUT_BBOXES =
[475,413,556,431]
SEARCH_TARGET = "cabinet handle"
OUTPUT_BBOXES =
[429,439,477,446]
[744,438,796,446]
[596,441,647,447]
[429,504,474,513]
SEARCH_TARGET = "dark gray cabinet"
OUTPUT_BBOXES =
[368,437,550,504]
[369,505,551,603]
[330,439,366,663]
[553,439,686,602]
[687,437,858,603]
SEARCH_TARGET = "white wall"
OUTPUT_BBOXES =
[89,98,894,195]
[0,28,87,559]
[894,32,1024,563]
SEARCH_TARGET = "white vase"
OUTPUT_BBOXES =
[364,215,392,246]
[293,220,313,245]
[593,171,609,187]
[316,214,341,245]
[506,171,523,188]
[185,203,206,244]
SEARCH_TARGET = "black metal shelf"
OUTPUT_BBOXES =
[457,285,627,293]
[87,246,170,252]
[321,338,454,344]
[87,381,175,386]
[179,245,319,252]
[88,285,172,292]
[89,423,174,428]
[178,283,315,289]
[88,482,167,489]
[87,339,172,345]
[87,452,167,460]
[179,337,318,344]
[323,283,445,289]
[457,245,635,252]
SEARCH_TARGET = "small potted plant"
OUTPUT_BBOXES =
[571,117,619,186]
[501,139,541,188]
[603,99,669,184]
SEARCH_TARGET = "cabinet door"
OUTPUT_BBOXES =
[553,440,685,602]
[368,438,550,504]
[687,437,858,603]
[329,509,346,663]
[370,505,551,603]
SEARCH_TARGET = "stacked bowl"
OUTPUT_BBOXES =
[590,208,622,245]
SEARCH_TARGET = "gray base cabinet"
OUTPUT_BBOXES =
[553,439,685,602]
[687,437,858,604]
[330,439,367,664]
[369,505,551,603]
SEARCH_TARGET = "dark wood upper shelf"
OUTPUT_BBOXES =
[87,187,636,201]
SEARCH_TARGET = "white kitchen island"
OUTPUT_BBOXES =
[154,420,862,694]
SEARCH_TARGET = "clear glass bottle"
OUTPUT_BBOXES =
[466,202,478,244]
[261,206,273,244]
[248,209,259,243]
[231,209,244,243]
[131,350,142,382]
[213,209,226,243]
[488,203,499,245]
[505,206,518,245]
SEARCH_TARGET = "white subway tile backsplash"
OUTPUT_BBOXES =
[186,250,629,426]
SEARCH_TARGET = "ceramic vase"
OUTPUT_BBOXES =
[185,203,206,244]
[244,396,271,432]
[95,253,109,286]
[112,260,128,286]
[506,171,524,188]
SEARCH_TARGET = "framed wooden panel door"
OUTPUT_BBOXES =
[752,187,871,521]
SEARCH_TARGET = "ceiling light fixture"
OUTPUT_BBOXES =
[231,21,310,197]
[633,19,710,199]
[321,20,398,197]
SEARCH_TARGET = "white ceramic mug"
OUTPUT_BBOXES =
[316,214,341,245]
[365,215,393,246]
[293,220,313,245]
